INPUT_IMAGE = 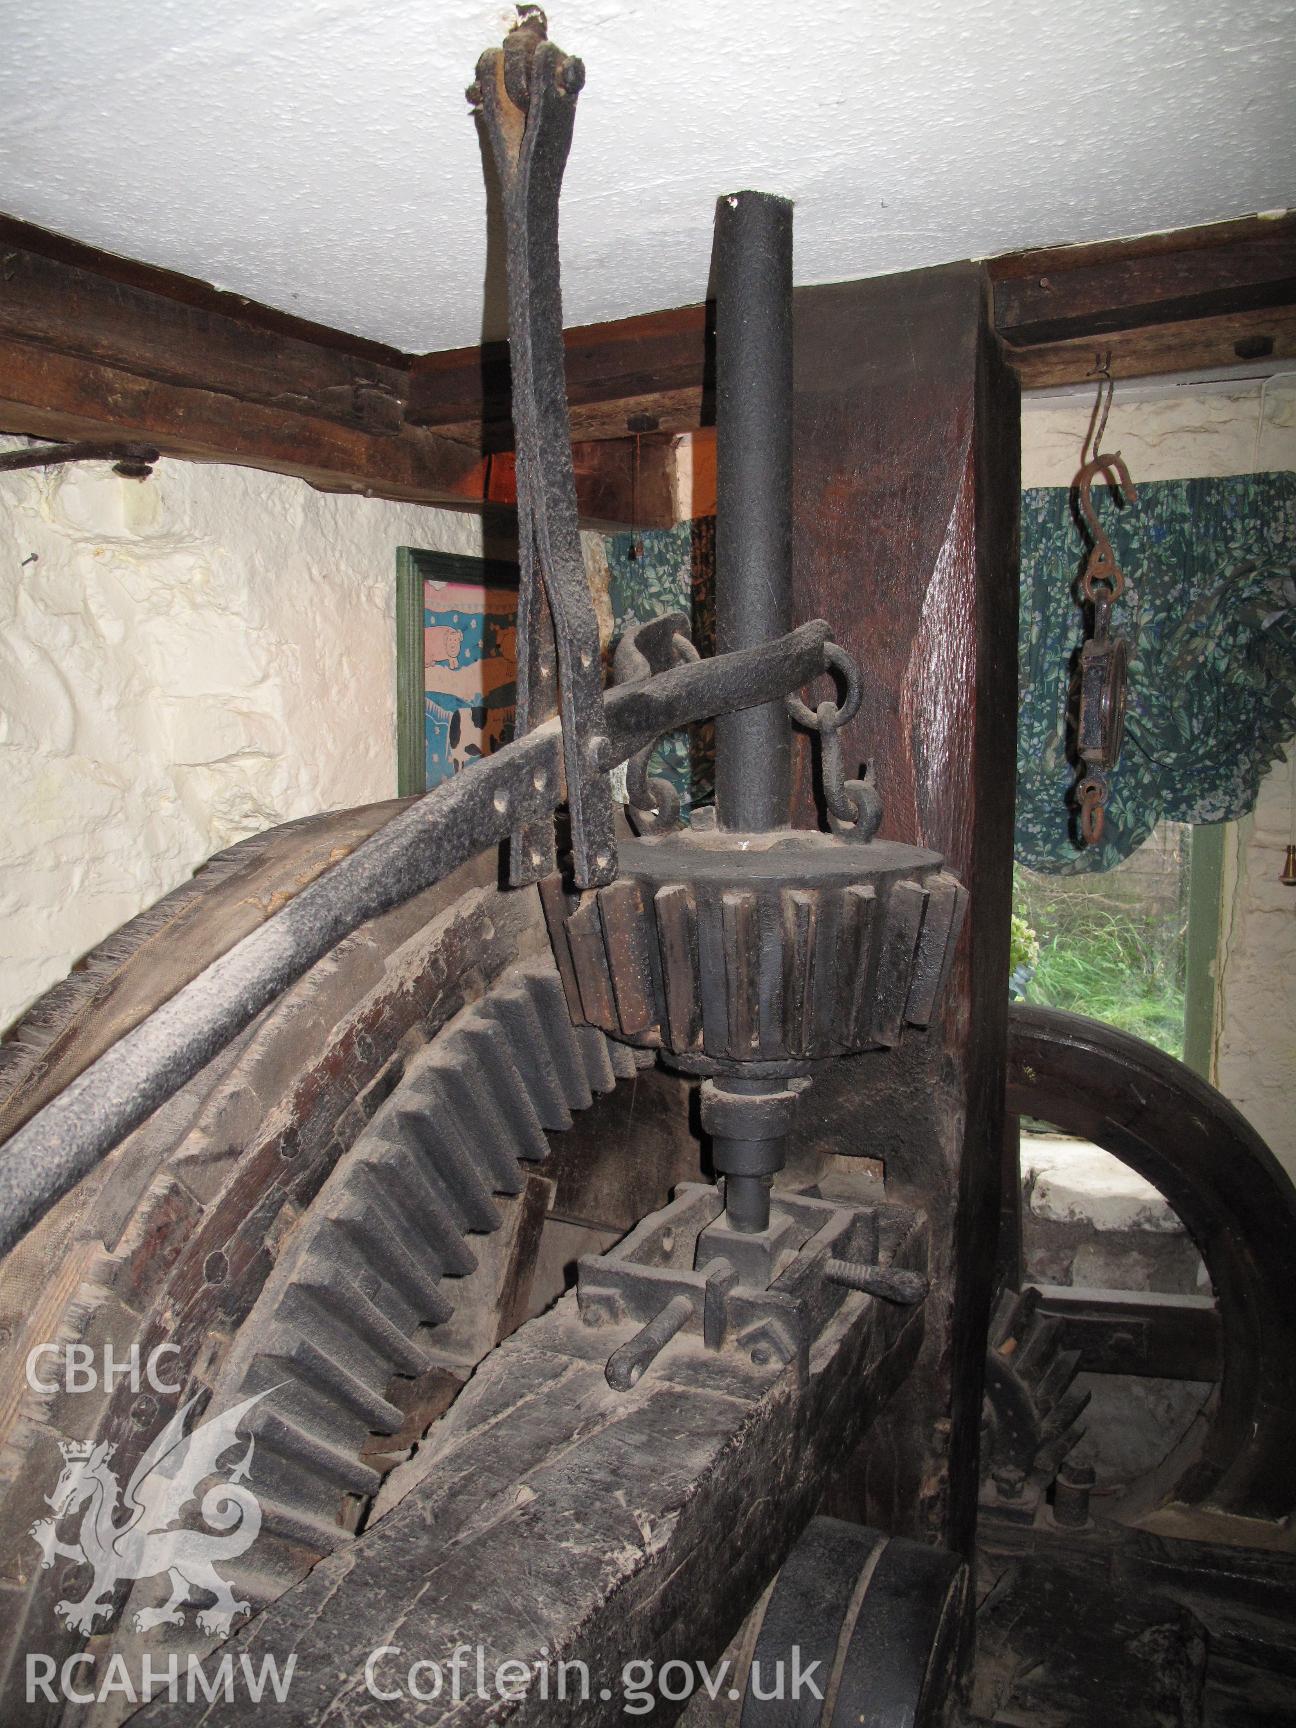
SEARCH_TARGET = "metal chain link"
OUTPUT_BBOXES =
[784,641,862,731]
[786,642,870,832]
[1077,772,1108,846]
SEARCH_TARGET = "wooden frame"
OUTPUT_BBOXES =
[1183,821,1227,1081]
[988,214,1296,387]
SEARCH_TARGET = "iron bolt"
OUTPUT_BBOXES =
[825,1259,928,1305]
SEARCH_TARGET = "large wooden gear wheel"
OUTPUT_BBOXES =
[0,807,683,1719]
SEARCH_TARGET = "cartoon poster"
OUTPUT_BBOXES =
[423,579,518,787]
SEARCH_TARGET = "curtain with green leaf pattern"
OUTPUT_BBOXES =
[1016,473,1296,873]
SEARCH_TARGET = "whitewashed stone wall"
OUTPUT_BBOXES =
[1022,375,1296,1175]
[0,446,491,1031]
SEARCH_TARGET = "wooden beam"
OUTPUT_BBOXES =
[468,435,680,529]
[1000,303,1296,391]
[793,263,1021,1558]
[407,303,711,446]
[0,334,485,506]
[990,213,1296,388]
[0,224,412,437]
[1029,1284,1223,1381]
[0,217,684,524]
[0,214,409,365]
[10,206,1290,509]
[409,214,1296,437]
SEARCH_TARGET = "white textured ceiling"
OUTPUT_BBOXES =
[2,0,1293,353]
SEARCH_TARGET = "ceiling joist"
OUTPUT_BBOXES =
[989,213,1296,388]
[0,217,677,527]
[1,212,1291,527]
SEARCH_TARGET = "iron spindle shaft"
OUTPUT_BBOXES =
[709,189,796,1236]
[713,190,794,835]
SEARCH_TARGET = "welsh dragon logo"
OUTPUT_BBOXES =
[29,1388,273,1638]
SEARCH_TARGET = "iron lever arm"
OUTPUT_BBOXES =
[0,621,835,1259]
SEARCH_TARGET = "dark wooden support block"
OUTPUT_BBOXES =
[1029,1284,1223,1381]
[790,263,1020,1558]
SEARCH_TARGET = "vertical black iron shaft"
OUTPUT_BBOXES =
[713,190,794,835]
[710,191,794,1233]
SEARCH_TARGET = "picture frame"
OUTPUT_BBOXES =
[395,547,520,796]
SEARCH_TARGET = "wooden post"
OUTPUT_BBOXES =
[791,263,1020,1557]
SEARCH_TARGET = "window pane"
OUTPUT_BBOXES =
[1012,821,1190,1057]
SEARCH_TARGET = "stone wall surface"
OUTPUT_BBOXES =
[1022,375,1296,1177]
[0,444,490,1031]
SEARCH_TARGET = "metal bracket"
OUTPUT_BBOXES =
[578,1183,927,1391]
[0,440,159,478]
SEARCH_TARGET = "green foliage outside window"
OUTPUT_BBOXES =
[1009,833,1188,1057]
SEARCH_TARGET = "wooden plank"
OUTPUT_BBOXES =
[0,332,485,504]
[989,212,1294,280]
[0,213,407,365]
[479,436,679,527]
[993,215,1296,342]
[0,236,408,434]
[990,213,1296,387]
[1003,303,1296,390]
